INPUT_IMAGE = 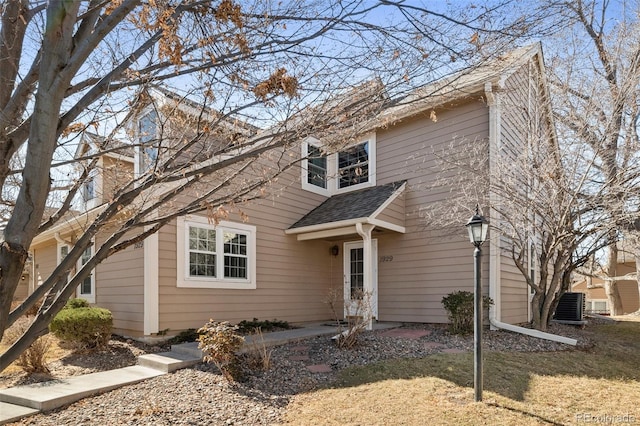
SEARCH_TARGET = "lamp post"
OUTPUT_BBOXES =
[465,204,489,402]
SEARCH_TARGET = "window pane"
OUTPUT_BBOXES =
[224,255,247,278]
[81,246,91,265]
[350,248,364,299]
[338,142,369,188]
[189,226,215,253]
[80,276,92,295]
[307,145,327,188]
[189,252,216,277]
[224,232,247,255]
[139,111,158,171]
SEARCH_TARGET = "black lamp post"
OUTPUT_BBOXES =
[465,204,489,402]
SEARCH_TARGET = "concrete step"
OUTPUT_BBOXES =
[0,401,39,425]
[137,351,201,373]
[170,341,203,358]
[0,365,164,412]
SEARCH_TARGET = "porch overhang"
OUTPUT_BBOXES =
[285,181,406,241]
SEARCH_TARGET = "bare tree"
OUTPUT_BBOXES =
[0,0,542,371]
[545,0,640,314]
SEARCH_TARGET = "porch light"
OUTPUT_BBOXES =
[465,203,489,402]
[465,204,489,247]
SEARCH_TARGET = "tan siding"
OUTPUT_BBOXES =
[493,58,547,324]
[375,193,405,228]
[372,100,491,323]
[94,232,145,336]
[156,164,337,333]
[32,241,58,292]
[101,156,134,203]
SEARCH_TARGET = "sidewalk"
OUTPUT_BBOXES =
[0,322,399,424]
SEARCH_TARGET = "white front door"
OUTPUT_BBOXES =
[343,240,378,319]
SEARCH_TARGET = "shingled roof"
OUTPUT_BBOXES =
[289,180,406,230]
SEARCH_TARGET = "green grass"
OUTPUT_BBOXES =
[281,320,640,425]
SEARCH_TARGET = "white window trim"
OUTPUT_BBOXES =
[301,133,376,196]
[57,239,96,304]
[176,216,257,289]
[301,137,331,196]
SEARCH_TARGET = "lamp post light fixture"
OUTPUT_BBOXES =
[465,204,489,402]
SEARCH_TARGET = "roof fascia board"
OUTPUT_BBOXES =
[31,205,107,247]
[295,226,358,241]
[285,217,367,235]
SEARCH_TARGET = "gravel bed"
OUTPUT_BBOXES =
[7,321,599,425]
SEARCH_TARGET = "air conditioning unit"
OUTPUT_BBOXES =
[554,292,585,322]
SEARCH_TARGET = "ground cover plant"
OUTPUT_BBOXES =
[283,318,640,425]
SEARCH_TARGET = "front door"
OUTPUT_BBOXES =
[343,240,378,319]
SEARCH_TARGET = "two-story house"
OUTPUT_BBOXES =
[26,43,552,340]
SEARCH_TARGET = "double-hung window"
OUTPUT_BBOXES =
[177,216,256,289]
[338,141,369,189]
[301,134,376,195]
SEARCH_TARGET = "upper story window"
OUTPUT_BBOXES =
[81,176,95,201]
[137,110,158,173]
[338,141,369,189]
[177,216,257,289]
[301,133,376,196]
[307,144,328,189]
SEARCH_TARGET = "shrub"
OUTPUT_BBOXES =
[167,328,200,345]
[241,328,272,371]
[50,306,113,351]
[198,320,245,381]
[325,288,372,349]
[3,316,51,373]
[236,318,292,334]
[64,298,90,309]
[441,291,494,335]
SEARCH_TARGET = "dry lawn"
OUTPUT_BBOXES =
[282,319,640,425]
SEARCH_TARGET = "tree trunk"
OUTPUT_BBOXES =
[0,0,81,342]
[604,244,624,315]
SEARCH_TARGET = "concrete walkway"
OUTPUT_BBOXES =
[0,322,399,424]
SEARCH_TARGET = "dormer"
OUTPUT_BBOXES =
[74,133,135,211]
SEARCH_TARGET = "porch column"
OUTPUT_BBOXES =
[356,223,376,330]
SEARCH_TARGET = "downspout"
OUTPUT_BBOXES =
[356,222,376,330]
[484,80,577,346]
[485,81,502,329]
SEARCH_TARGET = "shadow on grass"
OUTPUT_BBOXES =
[330,321,640,402]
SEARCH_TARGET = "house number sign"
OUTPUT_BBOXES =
[380,255,393,262]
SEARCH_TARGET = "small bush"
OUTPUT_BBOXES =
[236,318,292,334]
[3,316,51,374]
[64,298,90,309]
[198,320,245,381]
[167,328,200,345]
[442,291,494,335]
[241,328,272,371]
[325,288,372,349]
[50,306,113,351]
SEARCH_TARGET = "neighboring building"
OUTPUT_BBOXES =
[27,43,553,340]
[572,250,638,315]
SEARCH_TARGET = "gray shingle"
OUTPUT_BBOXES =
[289,180,405,229]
